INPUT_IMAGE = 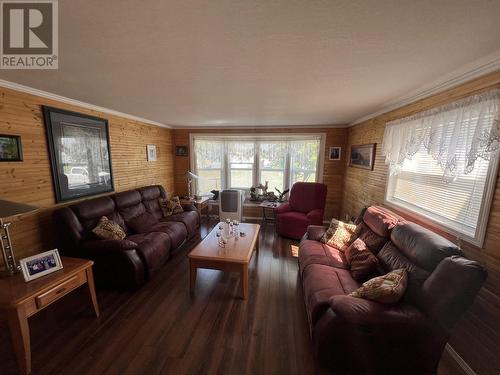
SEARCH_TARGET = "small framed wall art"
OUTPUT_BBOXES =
[0,134,23,161]
[329,147,341,160]
[176,145,188,156]
[147,144,157,161]
[349,143,376,170]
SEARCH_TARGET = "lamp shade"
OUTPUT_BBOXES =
[0,200,39,219]
[186,171,199,180]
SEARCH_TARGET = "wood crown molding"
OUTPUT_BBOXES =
[0,79,172,129]
[350,50,500,126]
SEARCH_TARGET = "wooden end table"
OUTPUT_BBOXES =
[258,201,282,223]
[188,223,260,299]
[0,256,99,375]
[181,197,210,220]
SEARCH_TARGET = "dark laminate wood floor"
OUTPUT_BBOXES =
[1,220,461,375]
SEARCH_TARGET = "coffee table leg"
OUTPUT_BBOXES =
[190,260,197,294]
[240,264,248,300]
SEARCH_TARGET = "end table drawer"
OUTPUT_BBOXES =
[35,275,81,309]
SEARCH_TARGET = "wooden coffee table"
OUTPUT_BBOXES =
[188,223,260,299]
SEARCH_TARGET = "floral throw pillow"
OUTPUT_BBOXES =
[158,196,184,217]
[349,268,408,304]
[320,219,361,250]
[92,216,126,240]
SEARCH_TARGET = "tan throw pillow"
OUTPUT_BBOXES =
[321,219,360,250]
[349,268,408,304]
[92,216,126,240]
[158,196,184,217]
[345,238,379,281]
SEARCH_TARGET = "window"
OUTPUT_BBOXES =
[259,142,286,192]
[290,140,320,185]
[194,140,223,195]
[228,142,255,189]
[383,90,500,246]
[192,135,323,196]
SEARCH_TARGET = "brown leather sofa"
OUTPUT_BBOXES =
[54,185,200,288]
[299,206,487,375]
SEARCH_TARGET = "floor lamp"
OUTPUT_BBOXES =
[0,200,39,275]
[186,171,199,199]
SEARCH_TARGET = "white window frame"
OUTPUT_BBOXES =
[384,153,499,247]
[190,133,325,196]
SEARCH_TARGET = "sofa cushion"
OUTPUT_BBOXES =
[303,264,360,325]
[92,216,126,240]
[391,222,462,272]
[362,206,400,237]
[127,212,159,233]
[126,232,171,273]
[377,242,430,303]
[350,268,408,304]
[113,190,147,223]
[299,239,348,276]
[149,221,187,249]
[321,219,360,250]
[345,238,379,281]
[357,222,389,254]
[71,196,126,233]
[161,211,199,238]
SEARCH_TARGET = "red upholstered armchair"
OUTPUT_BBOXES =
[275,182,327,239]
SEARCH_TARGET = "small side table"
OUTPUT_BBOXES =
[0,256,99,375]
[181,197,210,220]
[259,201,282,223]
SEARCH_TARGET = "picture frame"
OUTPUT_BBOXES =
[19,249,63,282]
[349,143,376,170]
[0,134,23,161]
[43,106,114,203]
[329,146,341,160]
[175,145,188,156]
[147,144,157,161]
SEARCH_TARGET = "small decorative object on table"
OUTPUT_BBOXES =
[19,249,63,282]
[275,188,289,202]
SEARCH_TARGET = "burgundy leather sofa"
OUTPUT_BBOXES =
[275,182,327,239]
[54,185,200,288]
[299,206,487,375]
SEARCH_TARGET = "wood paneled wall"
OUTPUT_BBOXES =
[0,87,174,266]
[172,127,348,221]
[340,69,500,375]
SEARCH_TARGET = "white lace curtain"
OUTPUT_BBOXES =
[382,89,500,181]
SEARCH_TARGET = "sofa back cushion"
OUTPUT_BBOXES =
[362,206,400,237]
[390,222,462,272]
[71,196,126,236]
[289,182,327,213]
[139,185,166,220]
[113,190,146,224]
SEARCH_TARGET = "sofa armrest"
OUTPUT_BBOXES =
[275,202,291,215]
[79,239,139,254]
[306,208,324,224]
[312,294,448,374]
[181,203,197,212]
[328,295,426,327]
[305,225,328,241]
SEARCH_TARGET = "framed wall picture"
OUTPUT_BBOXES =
[147,144,157,161]
[43,106,114,203]
[0,134,23,161]
[329,147,341,160]
[349,143,376,170]
[176,145,188,156]
[19,249,63,282]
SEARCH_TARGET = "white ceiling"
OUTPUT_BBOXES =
[1,0,500,127]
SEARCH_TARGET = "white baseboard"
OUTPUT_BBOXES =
[445,344,477,375]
